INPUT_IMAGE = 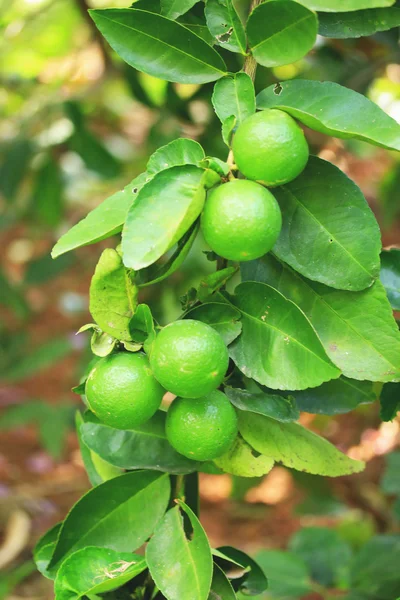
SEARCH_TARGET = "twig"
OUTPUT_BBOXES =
[74,0,112,68]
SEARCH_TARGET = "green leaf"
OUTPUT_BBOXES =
[122,165,206,270]
[32,156,64,227]
[200,157,230,178]
[273,157,381,291]
[184,302,242,345]
[91,329,117,357]
[222,115,236,147]
[254,550,312,599]
[242,254,400,382]
[212,74,256,125]
[381,452,400,494]
[51,172,148,258]
[229,281,340,390]
[76,412,103,487]
[257,80,400,152]
[299,0,397,10]
[146,501,213,600]
[4,338,72,382]
[209,564,236,600]
[0,139,33,202]
[68,129,120,180]
[197,268,238,302]
[217,547,268,596]
[380,248,400,310]
[128,304,156,349]
[48,471,170,573]
[349,535,400,600]
[247,1,317,67]
[25,252,74,285]
[54,547,146,600]
[90,9,227,83]
[81,411,201,474]
[0,561,36,599]
[34,523,62,580]
[205,0,247,54]
[238,412,365,476]
[225,386,300,422]
[380,383,400,421]
[214,435,274,478]
[289,527,352,588]
[147,138,205,175]
[294,377,376,415]
[139,222,199,287]
[319,7,400,38]
[90,248,137,341]
[161,0,200,19]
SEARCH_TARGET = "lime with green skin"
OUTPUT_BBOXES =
[201,179,282,262]
[232,109,309,186]
[85,352,164,430]
[166,390,238,461]
[149,320,229,398]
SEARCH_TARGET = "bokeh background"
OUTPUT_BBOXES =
[1,1,400,598]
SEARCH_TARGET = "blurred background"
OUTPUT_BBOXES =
[0,1,400,598]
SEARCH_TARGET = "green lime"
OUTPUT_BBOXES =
[232,109,309,186]
[201,179,282,261]
[85,352,164,430]
[149,320,229,398]
[166,390,238,461]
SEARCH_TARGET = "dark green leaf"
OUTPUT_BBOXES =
[229,281,340,390]
[319,7,400,38]
[208,564,236,599]
[34,523,62,580]
[185,302,242,345]
[380,383,400,421]
[146,502,213,600]
[381,452,400,494]
[69,129,120,180]
[4,338,72,382]
[242,254,400,382]
[90,248,137,341]
[214,435,274,477]
[90,8,227,83]
[380,248,400,310]
[147,138,205,175]
[257,80,400,152]
[76,412,103,486]
[239,412,365,476]
[161,0,201,19]
[0,139,33,201]
[349,535,400,600]
[81,412,201,474]
[54,547,146,600]
[48,471,170,573]
[294,377,376,415]
[299,0,397,9]
[0,269,29,319]
[205,0,247,54]
[128,304,155,350]
[122,165,206,270]
[254,550,312,599]
[24,252,74,285]
[225,386,299,422]
[289,527,352,588]
[51,172,148,258]
[217,547,268,596]
[247,1,317,67]
[32,157,64,227]
[212,73,256,125]
[273,157,381,291]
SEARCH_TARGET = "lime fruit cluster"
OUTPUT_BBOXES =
[166,390,238,461]
[232,109,309,187]
[85,352,164,430]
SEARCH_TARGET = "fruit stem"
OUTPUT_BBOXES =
[243,0,262,83]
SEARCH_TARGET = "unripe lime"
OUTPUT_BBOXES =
[166,390,238,461]
[232,109,309,186]
[149,320,229,398]
[201,179,282,261]
[85,352,164,430]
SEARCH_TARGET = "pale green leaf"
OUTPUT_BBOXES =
[146,138,205,175]
[298,0,396,11]
[214,435,274,477]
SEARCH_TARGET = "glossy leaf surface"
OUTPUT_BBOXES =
[212,73,256,125]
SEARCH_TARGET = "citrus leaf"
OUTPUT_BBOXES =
[205,0,247,54]
[76,412,103,487]
[122,165,206,270]
[273,157,381,291]
[214,435,274,478]
[217,547,268,596]
[255,550,312,599]
[146,138,205,175]
[225,387,299,422]
[242,254,400,382]
[90,248,137,341]
[54,547,146,600]
[161,0,201,19]
[257,80,400,152]
[89,8,227,83]
[293,377,376,415]
[146,502,213,600]
[91,330,117,357]
[222,115,236,147]
[184,302,242,345]
[34,523,62,580]
[380,248,400,310]
[298,0,396,10]
[33,156,64,227]
[48,471,170,574]
[380,383,400,421]
[247,1,317,67]
[212,73,256,125]
[319,7,400,38]
[208,564,237,600]
[51,172,148,258]
[81,411,201,474]
[229,281,341,390]
[238,412,365,476]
